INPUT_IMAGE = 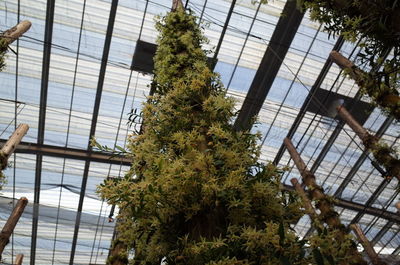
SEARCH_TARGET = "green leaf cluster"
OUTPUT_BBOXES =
[0,38,8,72]
[98,5,366,265]
[99,6,305,265]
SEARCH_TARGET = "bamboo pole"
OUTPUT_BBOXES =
[15,253,23,265]
[336,105,400,181]
[1,21,32,46]
[284,137,367,265]
[0,124,29,170]
[0,197,28,257]
[350,224,387,265]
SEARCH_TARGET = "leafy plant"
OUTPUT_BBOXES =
[98,3,368,265]
[98,5,311,265]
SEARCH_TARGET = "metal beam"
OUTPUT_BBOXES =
[233,0,304,131]
[69,0,119,264]
[392,243,400,256]
[212,0,236,65]
[351,179,390,224]
[309,91,364,174]
[273,36,344,165]
[0,140,131,165]
[371,221,394,246]
[310,47,392,175]
[283,184,400,223]
[31,0,55,264]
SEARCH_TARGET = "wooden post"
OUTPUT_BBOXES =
[284,137,347,228]
[0,124,29,170]
[1,21,32,46]
[0,197,28,257]
[284,138,367,265]
[336,105,400,181]
[290,178,317,219]
[15,253,23,265]
[350,224,387,265]
[330,51,400,120]
[336,105,369,140]
[395,202,400,212]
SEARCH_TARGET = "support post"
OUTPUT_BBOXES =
[336,106,369,140]
[0,124,29,170]
[349,224,387,265]
[284,138,367,265]
[330,51,400,120]
[0,197,28,257]
[1,21,32,46]
[336,105,400,181]
[290,178,317,219]
[15,254,24,265]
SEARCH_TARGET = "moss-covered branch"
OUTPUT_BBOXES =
[337,105,400,181]
[285,138,367,265]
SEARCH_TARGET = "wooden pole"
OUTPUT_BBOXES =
[336,105,400,181]
[290,178,317,219]
[350,224,387,265]
[0,197,28,257]
[284,137,367,265]
[336,105,369,140]
[284,137,348,228]
[15,253,23,265]
[0,124,29,170]
[1,21,32,46]
[330,51,400,120]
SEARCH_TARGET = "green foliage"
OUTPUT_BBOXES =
[98,6,313,265]
[0,38,8,72]
[98,5,367,265]
[0,152,8,190]
[298,0,400,121]
[363,135,400,180]
[90,137,128,155]
[0,32,8,188]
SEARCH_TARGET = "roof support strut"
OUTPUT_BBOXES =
[31,0,55,264]
[273,36,344,165]
[233,0,304,131]
[69,0,119,264]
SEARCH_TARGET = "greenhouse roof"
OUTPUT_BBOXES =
[0,0,399,264]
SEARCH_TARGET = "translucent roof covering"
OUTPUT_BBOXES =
[0,0,399,264]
